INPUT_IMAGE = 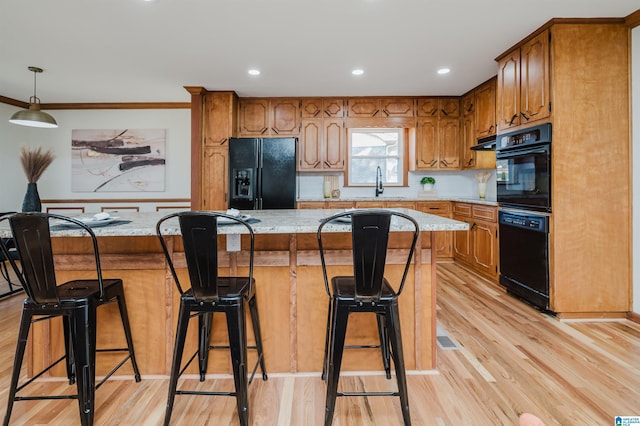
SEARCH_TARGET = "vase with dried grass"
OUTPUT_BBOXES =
[20,146,55,212]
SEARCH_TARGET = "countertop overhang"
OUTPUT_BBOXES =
[1,208,469,238]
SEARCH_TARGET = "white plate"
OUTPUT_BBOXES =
[60,216,121,228]
[217,214,251,225]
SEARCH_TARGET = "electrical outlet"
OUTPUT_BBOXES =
[226,234,241,252]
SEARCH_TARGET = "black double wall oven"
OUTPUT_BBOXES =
[496,124,552,311]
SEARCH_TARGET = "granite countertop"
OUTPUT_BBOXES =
[0,209,468,238]
[302,197,499,207]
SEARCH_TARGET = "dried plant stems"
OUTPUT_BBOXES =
[475,172,491,183]
[20,146,55,183]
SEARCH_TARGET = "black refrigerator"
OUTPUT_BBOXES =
[228,137,297,210]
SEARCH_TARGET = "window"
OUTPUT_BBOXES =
[347,128,404,186]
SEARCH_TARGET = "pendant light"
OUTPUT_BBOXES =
[9,66,58,128]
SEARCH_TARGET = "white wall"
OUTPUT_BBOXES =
[633,26,639,315]
[298,170,497,201]
[0,103,190,212]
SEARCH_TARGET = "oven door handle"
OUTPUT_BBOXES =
[496,146,548,159]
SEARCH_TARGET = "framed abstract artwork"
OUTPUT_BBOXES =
[71,129,166,192]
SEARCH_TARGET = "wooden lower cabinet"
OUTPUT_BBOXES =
[416,201,452,260]
[452,202,498,280]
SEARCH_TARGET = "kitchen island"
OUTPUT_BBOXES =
[0,209,467,378]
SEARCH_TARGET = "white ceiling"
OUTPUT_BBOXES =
[1,0,637,104]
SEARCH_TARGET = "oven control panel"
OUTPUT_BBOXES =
[499,211,548,233]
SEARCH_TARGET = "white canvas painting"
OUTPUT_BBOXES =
[72,129,166,192]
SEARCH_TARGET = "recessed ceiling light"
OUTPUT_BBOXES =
[437,68,451,75]
[352,69,364,76]
[248,69,261,76]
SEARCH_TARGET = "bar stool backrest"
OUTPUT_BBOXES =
[351,213,391,300]
[156,211,255,302]
[318,209,420,299]
[0,212,104,304]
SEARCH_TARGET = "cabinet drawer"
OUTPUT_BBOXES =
[472,205,497,222]
[416,201,451,216]
[453,203,472,217]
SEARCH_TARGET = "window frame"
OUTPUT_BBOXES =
[345,127,408,187]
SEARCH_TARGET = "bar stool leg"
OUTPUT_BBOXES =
[387,302,411,426]
[226,303,249,426]
[248,295,268,381]
[62,316,76,385]
[198,312,213,381]
[321,298,333,381]
[324,304,349,426]
[3,309,33,426]
[376,314,392,379]
[70,303,97,426]
[115,289,141,382]
[164,303,191,426]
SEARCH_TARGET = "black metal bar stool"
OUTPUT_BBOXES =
[0,212,141,426]
[317,209,419,426]
[156,211,268,426]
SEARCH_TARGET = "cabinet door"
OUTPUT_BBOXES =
[415,118,438,169]
[416,98,439,117]
[301,99,323,118]
[202,146,228,210]
[299,119,323,171]
[475,78,496,138]
[435,229,453,259]
[461,112,476,169]
[472,220,498,279]
[347,98,380,117]
[324,119,345,170]
[270,98,300,136]
[238,98,269,136]
[497,50,521,132]
[380,98,414,117]
[452,214,471,263]
[323,99,345,117]
[461,92,476,169]
[520,30,550,125]
[438,117,461,169]
[203,93,235,146]
[440,98,460,118]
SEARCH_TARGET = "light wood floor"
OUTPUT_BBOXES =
[0,263,638,425]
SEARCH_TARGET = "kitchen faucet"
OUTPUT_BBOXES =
[375,165,384,197]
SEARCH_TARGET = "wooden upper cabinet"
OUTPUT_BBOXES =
[379,98,414,117]
[439,117,461,168]
[415,98,461,170]
[475,78,497,138]
[324,118,345,169]
[238,98,269,136]
[238,98,300,136]
[269,98,301,136]
[203,92,237,146]
[520,31,550,124]
[415,118,438,169]
[461,92,476,169]
[417,98,460,118]
[301,98,344,118]
[347,98,414,118]
[298,117,345,171]
[497,50,521,130]
[299,119,322,170]
[497,29,550,132]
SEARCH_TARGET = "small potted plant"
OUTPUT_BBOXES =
[420,176,436,191]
